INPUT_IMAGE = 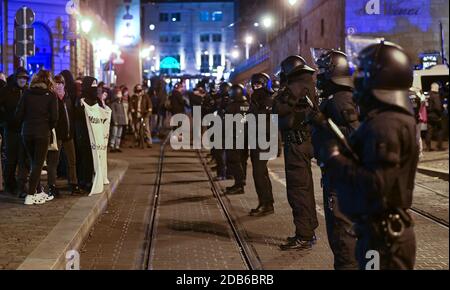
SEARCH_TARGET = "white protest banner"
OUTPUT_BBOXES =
[82,99,111,195]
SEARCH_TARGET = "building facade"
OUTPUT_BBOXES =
[0,0,117,82]
[231,0,449,82]
[142,0,235,81]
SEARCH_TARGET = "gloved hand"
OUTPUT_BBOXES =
[311,122,340,165]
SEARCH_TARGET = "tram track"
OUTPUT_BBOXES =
[142,135,262,270]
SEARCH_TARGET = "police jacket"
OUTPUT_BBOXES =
[326,106,418,218]
[250,89,274,144]
[0,84,26,132]
[273,89,314,139]
[15,84,59,138]
[319,90,359,138]
[225,100,250,147]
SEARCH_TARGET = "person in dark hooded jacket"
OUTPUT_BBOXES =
[74,76,99,192]
[16,69,58,205]
[0,68,30,197]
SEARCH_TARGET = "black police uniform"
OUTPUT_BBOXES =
[319,42,418,270]
[212,83,231,179]
[249,76,275,215]
[225,85,250,193]
[275,56,319,250]
[313,50,360,269]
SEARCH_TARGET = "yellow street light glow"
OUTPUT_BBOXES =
[262,15,273,29]
[81,18,93,34]
[245,35,253,45]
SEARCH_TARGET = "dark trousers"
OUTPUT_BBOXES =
[75,123,94,190]
[426,121,444,150]
[250,149,273,205]
[47,139,78,186]
[213,149,226,177]
[322,172,358,270]
[227,149,248,187]
[283,142,318,240]
[23,136,49,196]
[4,129,29,193]
[356,223,416,270]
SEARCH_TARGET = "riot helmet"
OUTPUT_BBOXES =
[230,84,247,102]
[280,55,315,83]
[315,49,353,90]
[353,41,414,114]
[251,73,270,91]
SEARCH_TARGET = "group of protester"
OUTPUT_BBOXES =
[0,67,170,205]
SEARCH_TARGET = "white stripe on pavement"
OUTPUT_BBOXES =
[268,169,326,217]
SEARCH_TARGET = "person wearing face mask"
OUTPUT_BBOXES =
[74,76,100,192]
[311,50,359,269]
[130,84,153,148]
[311,42,418,269]
[108,88,127,153]
[15,69,59,205]
[0,67,30,197]
[273,56,319,251]
[46,75,83,197]
[248,73,275,217]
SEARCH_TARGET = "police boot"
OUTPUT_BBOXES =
[249,203,274,217]
[280,237,314,251]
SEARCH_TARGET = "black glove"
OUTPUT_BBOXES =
[311,120,340,165]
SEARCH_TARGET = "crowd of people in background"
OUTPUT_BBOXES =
[0,68,172,205]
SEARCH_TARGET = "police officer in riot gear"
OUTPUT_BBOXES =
[274,56,319,251]
[249,73,275,216]
[312,49,359,269]
[225,84,250,195]
[311,42,418,270]
[212,82,232,180]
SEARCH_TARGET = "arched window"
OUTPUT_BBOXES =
[27,22,52,74]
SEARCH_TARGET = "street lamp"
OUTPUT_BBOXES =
[81,18,93,34]
[288,0,298,6]
[262,15,273,29]
[231,49,240,60]
[245,35,253,60]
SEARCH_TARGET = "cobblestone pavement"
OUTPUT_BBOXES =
[419,141,449,171]
[0,162,121,270]
[79,146,448,270]
[80,149,160,270]
[413,173,449,224]
[81,147,246,270]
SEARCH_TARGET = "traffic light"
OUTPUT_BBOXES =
[14,6,35,57]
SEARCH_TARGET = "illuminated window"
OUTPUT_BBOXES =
[212,34,222,42]
[201,54,209,73]
[171,13,181,22]
[212,11,223,22]
[200,11,210,21]
[160,13,169,22]
[200,34,210,42]
[213,54,221,68]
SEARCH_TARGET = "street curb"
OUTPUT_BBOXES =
[17,159,129,270]
[417,166,449,181]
